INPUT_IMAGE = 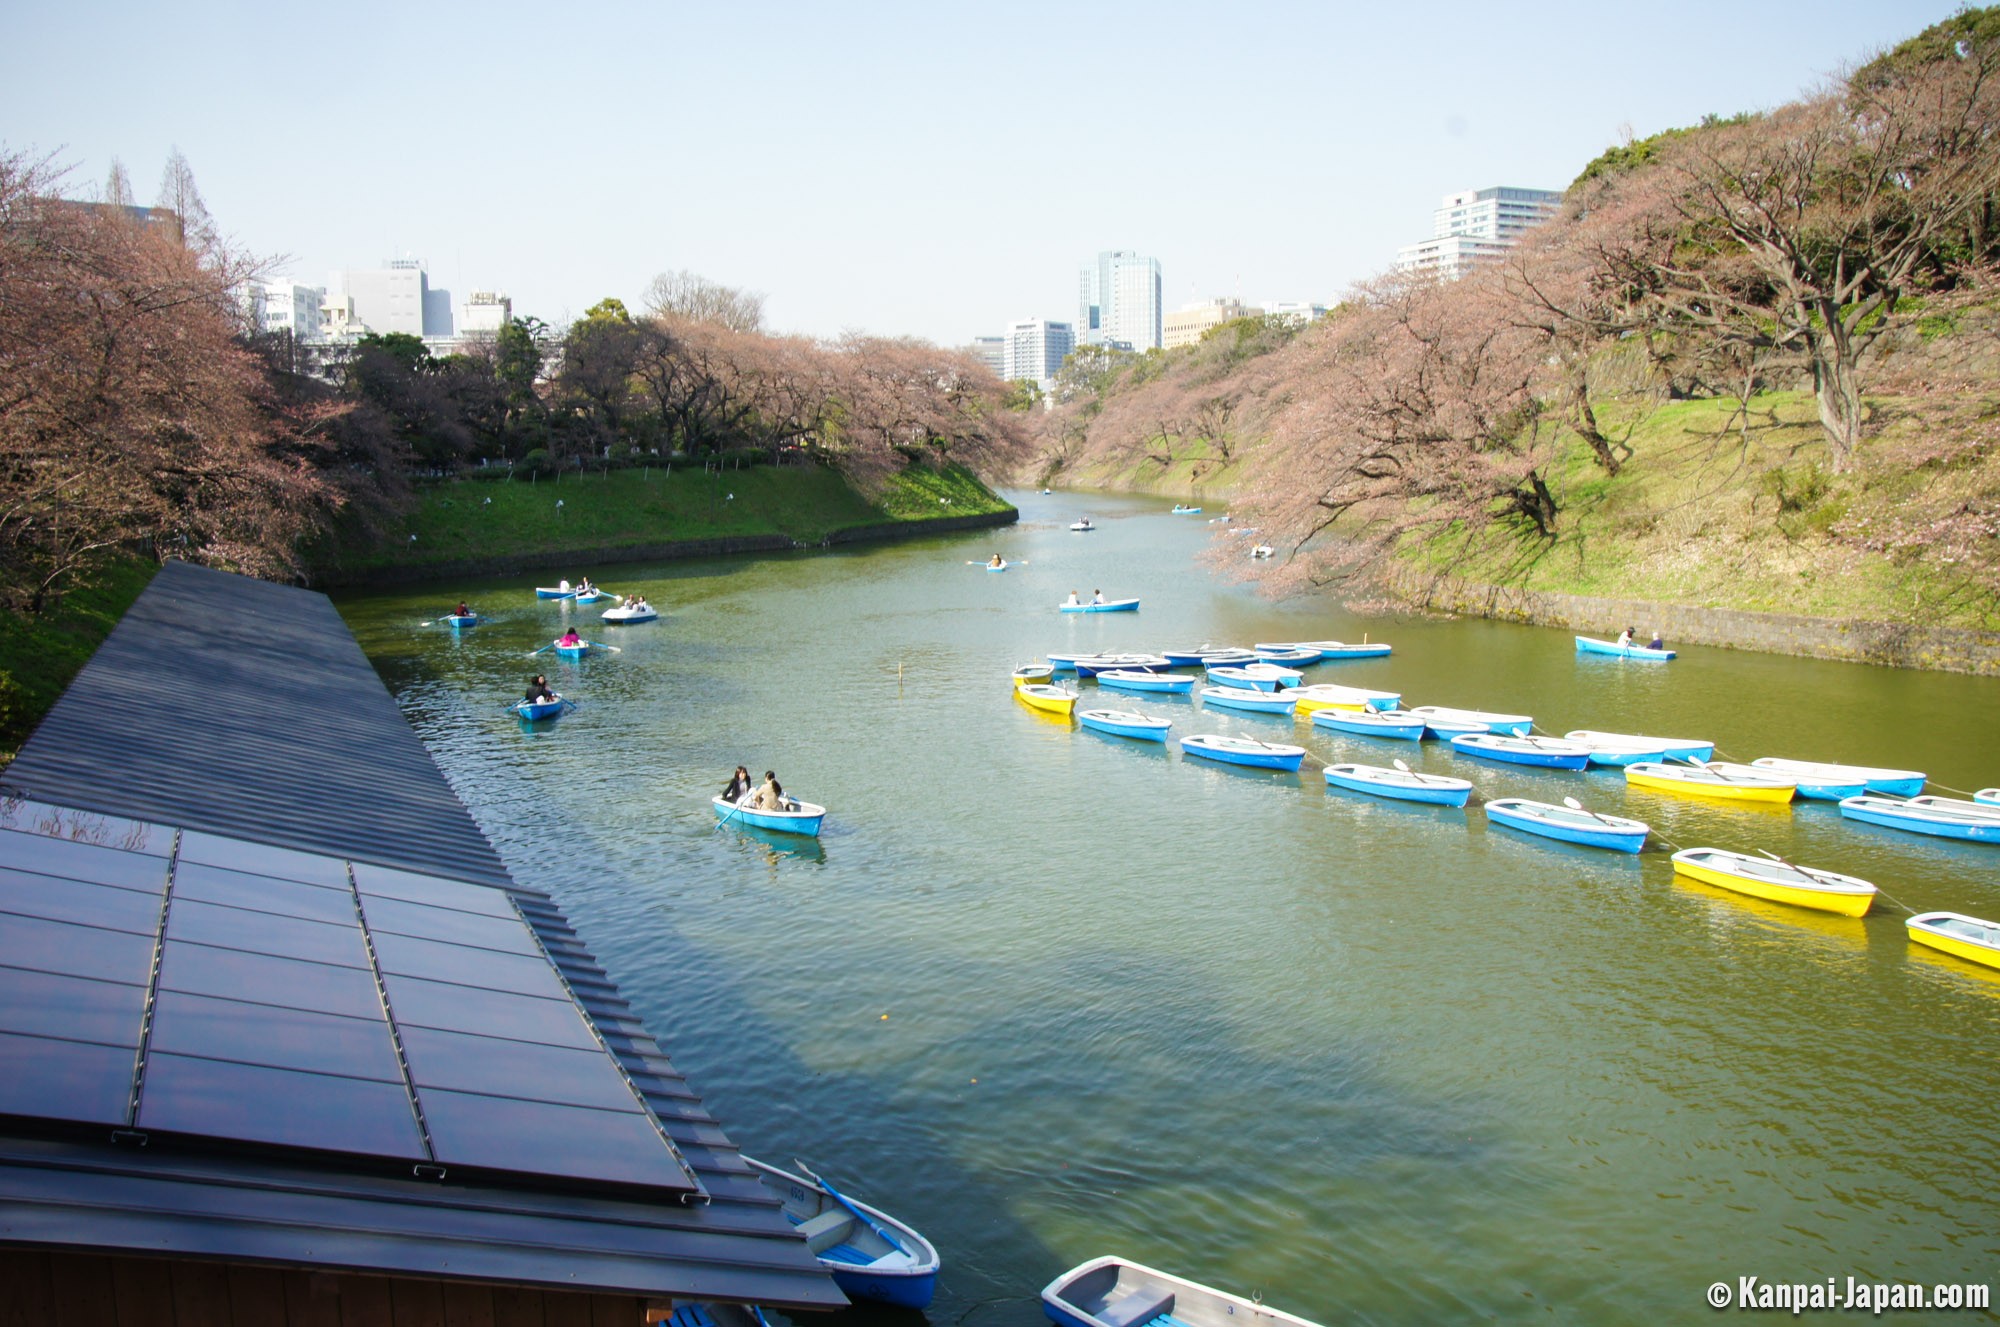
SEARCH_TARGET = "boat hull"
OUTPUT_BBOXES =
[1749,758,1925,798]
[553,643,589,659]
[1575,635,1676,661]
[1486,798,1648,852]
[1566,731,1715,762]
[443,614,478,629]
[1097,671,1194,694]
[1839,796,2000,843]
[601,609,657,624]
[1295,641,1392,661]
[1310,709,1426,741]
[1016,685,1078,717]
[1012,665,1054,688]
[1449,735,1592,770]
[1079,710,1171,741]
[712,796,826,837]
[743,1157,940,1308]
[1408,707,1533,738]
[534,587,575,599]
[1198,686,1296,715]
[1672,849,1874,916]
[513,698,566,722]
[1059,598,1139,613]
[1324,764,1471,806]
[1906,912,2000,970]
[1626,764,1795,803]
[1180,736,1305,770]
[1042,1256,1325,1327]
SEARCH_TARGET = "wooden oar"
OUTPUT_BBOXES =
[1392,758,1443,786]
[586,640,622,653]
[1756,848,1844,890]
[527,642,556,656]
[792,1160,906,1256]
[1561,795,1620,827]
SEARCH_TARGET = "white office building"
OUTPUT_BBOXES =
[321,258,454,340]
[1395,186,1563,279]
[966,335,1006,378]
[459,290,513,337]
[1261,300,1328,326]
[1003,319,1075,389]
[1163,298,1254,350]
[1078,250,1163,351]
[241,279,326,341]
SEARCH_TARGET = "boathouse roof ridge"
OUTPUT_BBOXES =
[0,561,844,1311]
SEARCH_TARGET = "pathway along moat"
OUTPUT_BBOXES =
[340,489,2000,1324]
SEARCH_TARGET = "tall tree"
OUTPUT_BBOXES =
[1602,35,2000,471]
[644,270,766,332]
[152,144,217,251]
[103,158,133,208]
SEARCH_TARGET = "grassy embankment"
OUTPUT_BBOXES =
[0,557,158,763]
[313,461,1013,579]
[1405,389,2000,629]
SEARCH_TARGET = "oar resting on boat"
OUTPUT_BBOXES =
[741,1156,940,1308]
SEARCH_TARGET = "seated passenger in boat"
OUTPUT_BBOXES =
[559,628,583,647]
[1647,631,1665,651]
[1065,590,1080,607]
[525,675,554,703]
[723,765,753,803]
[753,772,785,811]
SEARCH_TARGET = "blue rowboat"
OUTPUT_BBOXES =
[1046,652,1092,672]
[1839,795,2000,843]
[513,696,569,722]
[1043,1257,1325,1327]
[1162,646,1245,666]
[1485,797,1650,852]
[1059,597,1139,613]
[572,588,609,603]
[1198,685,1297,715]
[1449,733,1592,771]
[552,639,592,659]
[1749,757,1925,799]
[443,613,478,629]
[535,585,576,599]
[1074,653,1171,678]
[1170,504,1202,514]
[744,1157,939,1307]
[984,560,1011,572]
[1565,730,1715,763]
[1097,669,1195,694]
[1407,705,1533,739]
[1575,635,1676,661]
[1079,709,1172,741]
[1180,734,1305,771]
[712,794,827,837]
[1310,708,1427,741]
[1251,646,1320,666]
[602,603,658,623]
[1323,762,1471,807]
[1205,664,1302,692]
[662,1304,773,1327]
[1293,640,1392,661]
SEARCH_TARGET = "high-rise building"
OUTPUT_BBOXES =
[1078,250,1163,351]
[1003,319,1075,389]
[966,335,1006,378]
[241,279,326,341]
[1394,186,1562,279]
[1163,298,1254,350]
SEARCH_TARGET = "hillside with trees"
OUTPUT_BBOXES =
[1028,9,2000,631]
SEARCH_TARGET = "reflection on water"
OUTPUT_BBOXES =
[339,489,2000,1324]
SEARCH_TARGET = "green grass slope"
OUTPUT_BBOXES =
[0,557,158,762]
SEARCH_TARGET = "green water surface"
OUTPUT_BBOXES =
[338,490,2000,1325]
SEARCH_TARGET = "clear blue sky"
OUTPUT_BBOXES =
[1,1,1961,344]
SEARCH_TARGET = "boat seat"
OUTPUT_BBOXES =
[795,1208,853,1252]
[1098,1290,1175,1327]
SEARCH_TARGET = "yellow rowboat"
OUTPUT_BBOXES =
[1671,848,1876,917]
[1626,761,1796,803]
[1281,683,1401,715]
[1015,683,1078,717]
[1906,912,2000,971]
[1012,663,1054,689]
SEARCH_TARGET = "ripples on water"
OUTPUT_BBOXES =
[341,492,2000,1324]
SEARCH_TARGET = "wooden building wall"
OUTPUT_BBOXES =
[0,1250,649,1327]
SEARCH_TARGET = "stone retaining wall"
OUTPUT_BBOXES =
[311,509,1017,589]
[1398,572,2000,676]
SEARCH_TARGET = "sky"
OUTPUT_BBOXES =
[1,1,1965,346]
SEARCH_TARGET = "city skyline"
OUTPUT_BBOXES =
[1,0,1963,346]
